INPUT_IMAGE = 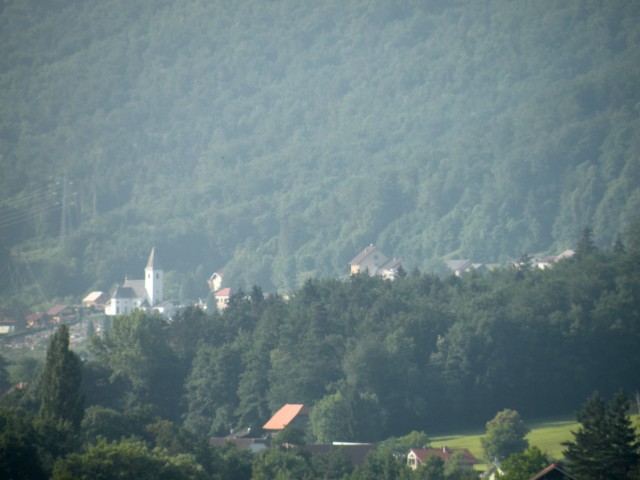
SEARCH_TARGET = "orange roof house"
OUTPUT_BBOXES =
[263,404,310,431]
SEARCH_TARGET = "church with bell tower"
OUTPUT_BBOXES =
[105,246,170,316]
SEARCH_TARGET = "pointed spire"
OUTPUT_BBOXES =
[146,246,161,270]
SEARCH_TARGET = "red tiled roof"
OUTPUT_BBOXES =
[215,287,232,297]
[27,312,45,322]
[529,463,576,480]
[409,447,477,465]
[47,305,69,316]
[263,404,309,431]
[349,245,377,265]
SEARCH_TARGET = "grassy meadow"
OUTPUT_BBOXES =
[430,414,640,466]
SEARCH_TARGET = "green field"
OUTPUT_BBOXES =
[430,414,640,465]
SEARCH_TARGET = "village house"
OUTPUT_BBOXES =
[46,304,74,324]
[0,309,18,334]
[349,244,401,279]
[82,291,109,309]
[213,287,233,310]
[529,463,577,480]
[407,447,477,470]
[207,270,224,292]
[446,259,488,276]
[263,404,310,433]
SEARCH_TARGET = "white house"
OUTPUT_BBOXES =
[349,244,402,279]
[105,247,170,316]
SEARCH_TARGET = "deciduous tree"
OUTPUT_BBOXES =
[500,446,548,480]
[481,409,529,462]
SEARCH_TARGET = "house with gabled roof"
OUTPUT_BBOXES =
[82,291,109,309]
[214,287,233,310]
[407,447,477,470]
[46,304,74,324]
[263,404,310,432]
[529,463,576,480]
[208,269,224,292]
[349,244,401,279]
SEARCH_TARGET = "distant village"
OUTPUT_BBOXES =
[0,244,575,337]
[0,245,580,478]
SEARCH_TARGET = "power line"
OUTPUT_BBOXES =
[17,248,49,306]
[0,199,61,231]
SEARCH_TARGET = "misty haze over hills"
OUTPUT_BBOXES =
[1,0,639,300]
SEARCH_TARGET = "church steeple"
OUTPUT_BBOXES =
[146,246,161,270]
[145,246,163,306]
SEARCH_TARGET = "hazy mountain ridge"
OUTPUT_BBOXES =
[1,0,639,301]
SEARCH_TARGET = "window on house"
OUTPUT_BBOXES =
[156,273,159,279]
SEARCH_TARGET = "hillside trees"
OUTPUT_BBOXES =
[184,342,243,437]
[2,228,640,474]
[1,1,640,300]
[90,311,183,420]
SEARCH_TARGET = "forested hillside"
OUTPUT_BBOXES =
[1,0,639,305]
[3,228,639,476]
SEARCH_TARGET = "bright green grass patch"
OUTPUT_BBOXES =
[430,414,640,465]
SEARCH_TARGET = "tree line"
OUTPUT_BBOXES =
[1,0,640,306]
[1,224,639,478]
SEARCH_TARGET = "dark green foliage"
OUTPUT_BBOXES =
[1,1,640,302]
[2,224,640,476]
[310,389,386,444]
[481,409,529,462]
[443,451,479,480]
[251,447,314,480]
[500,446,548,480]
[0,354,10,394]
[184,342,242,436]
[311,447,354,479]
[39,325,83,428]
[90,311,183,420]
[350,450,413,480]
[0,407,47,480]
[562,391,640,480]
[51,437,209,480]
[418,456,445,480]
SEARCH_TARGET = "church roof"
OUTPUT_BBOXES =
[112,286,139,299]
[123,279,146,299]
[146,246,162,270]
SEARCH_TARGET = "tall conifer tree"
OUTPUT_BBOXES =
[39,325,83,428]
[562,391,639,480]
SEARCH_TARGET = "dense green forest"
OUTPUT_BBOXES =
[2,227,639,478]
[1,0,639,307]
